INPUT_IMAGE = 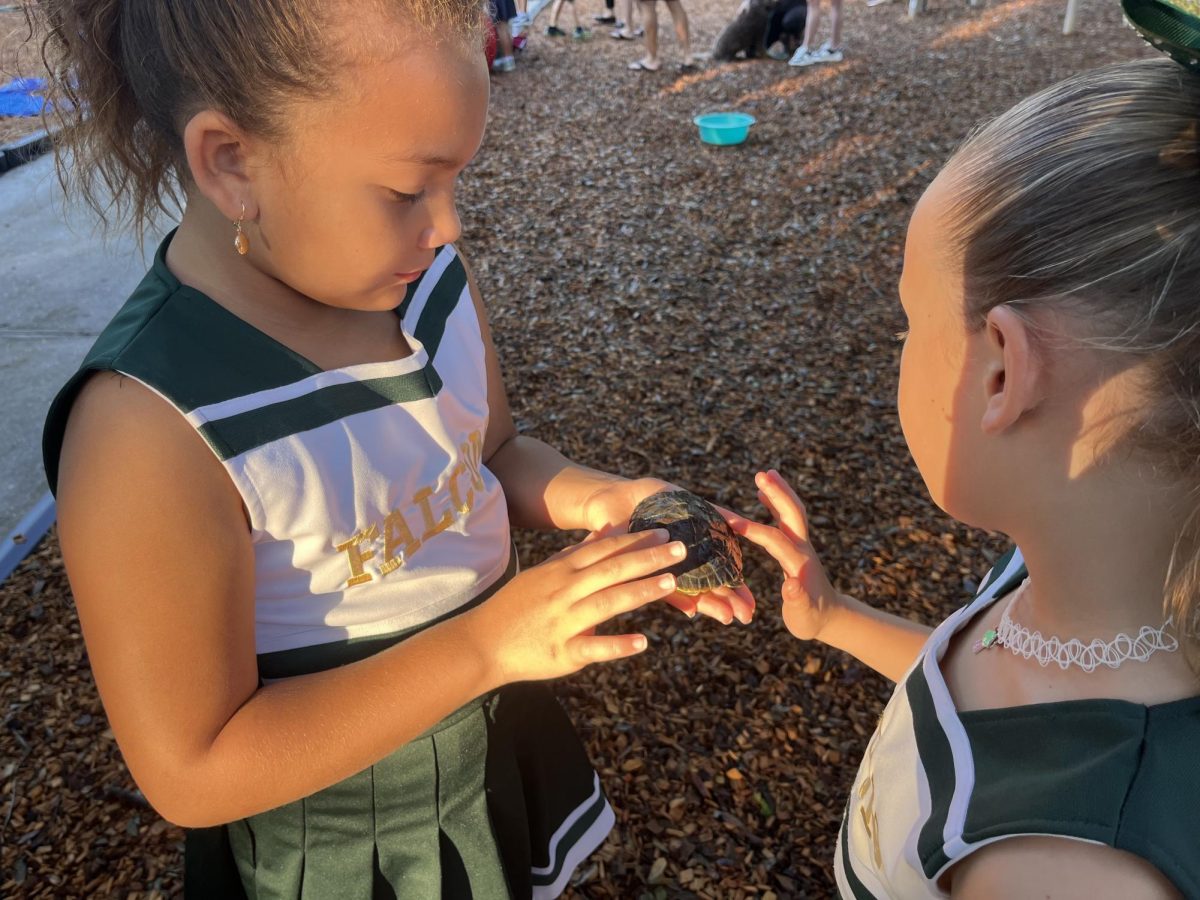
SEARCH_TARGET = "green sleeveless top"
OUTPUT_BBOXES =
[838,547,1200,899]
[43,234,614,899]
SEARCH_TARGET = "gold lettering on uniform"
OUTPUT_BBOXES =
[856,750,883,869]
[413,485,453,541]
[382,509,421,575]
[447,463,474,516]
[460,430,486,491]
[336,524,380,587]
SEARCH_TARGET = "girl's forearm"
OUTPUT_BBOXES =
[486,434,621,531]
[153,613,495,827]
[819,595,933,683]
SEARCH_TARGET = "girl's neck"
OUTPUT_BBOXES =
[165,199,416,373]
[166,201,332,334]
[1007,470,1183,640]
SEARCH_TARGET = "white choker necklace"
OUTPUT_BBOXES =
[972,578,1179,672]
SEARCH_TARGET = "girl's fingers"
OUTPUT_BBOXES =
[565,527,672,570]
[782,577,809,604]
[757,489,783,525]
[574,573,677,629]
[568,631,650,665]
[663,594,700,617]
[755,470,810,543]
[694,593,736,624]
[714,503,749,526]
[581,520,624,542]
[727,516,806,578]
[723,583,756,624]
[548,524,623,564]
[566,537,687,604]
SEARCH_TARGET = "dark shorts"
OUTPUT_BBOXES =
[491,0,518,21]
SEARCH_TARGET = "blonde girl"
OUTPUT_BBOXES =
[737,56,1200,899]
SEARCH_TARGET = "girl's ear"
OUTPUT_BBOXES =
[181,109,259,222]
[980,304,1042,435]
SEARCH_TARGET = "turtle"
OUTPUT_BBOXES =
[627,490,744,595]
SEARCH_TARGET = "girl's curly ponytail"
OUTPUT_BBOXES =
[32,1,179,240]
[26,0,487,241]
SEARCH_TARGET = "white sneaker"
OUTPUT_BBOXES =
[812,41,844,63]
[787,46,818,66]
[491,55,516,72]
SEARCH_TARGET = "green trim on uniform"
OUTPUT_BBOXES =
[412,255,468,355]
[199,367,442,461]
[41,232,299,491]
[528,787,607,889]
[909,664,957,878]
[972,547,1019,598]
[960,700,1146,845]
[1114,695,1200,899]
[109,233,323,413]
[838,807,879,900]
[256,550,516,680]
[213,551,583,900]
[196,252,468,461]
[914,551,1027,879]
[41,231,472,483]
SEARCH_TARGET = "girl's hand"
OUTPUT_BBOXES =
[582,477,755,625]
[580,476,675,533]
[466,527,685,687]
[727,469,842,641]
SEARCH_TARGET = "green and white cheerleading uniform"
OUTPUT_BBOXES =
[43,233,613,899]
[836,547,1200,899]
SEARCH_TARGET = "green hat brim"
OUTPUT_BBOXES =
[1123,0,1200,68]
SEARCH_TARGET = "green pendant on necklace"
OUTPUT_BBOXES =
[972,629,999,654]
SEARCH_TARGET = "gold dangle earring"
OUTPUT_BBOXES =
[233,203,250,256]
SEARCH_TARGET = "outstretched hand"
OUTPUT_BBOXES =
[467,527,687,686]
[582,477,755,625]
[725,469,842,641]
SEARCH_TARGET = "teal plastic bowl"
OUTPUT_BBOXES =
[694,112,757,146]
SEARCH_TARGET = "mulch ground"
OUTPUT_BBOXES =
[0,0,1155,896]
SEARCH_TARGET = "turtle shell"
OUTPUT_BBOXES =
[628,490,744,595]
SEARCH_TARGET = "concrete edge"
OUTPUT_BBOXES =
[0,128,53,177]
[0,491,57,585]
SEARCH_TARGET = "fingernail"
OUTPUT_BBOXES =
[669,542,687,559]
[658,575,675,591]
[686,610,697,619]
[633,635,647,651]
[654,528,671,541]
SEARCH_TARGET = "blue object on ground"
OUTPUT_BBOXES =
[693,112,757,146]
[0,492,56,585]
[0,78,49,117]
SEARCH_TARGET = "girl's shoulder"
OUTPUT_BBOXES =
[907,546,1200,898]
[43,233,321,494]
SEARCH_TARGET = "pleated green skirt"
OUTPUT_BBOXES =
[184,568,614,899]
